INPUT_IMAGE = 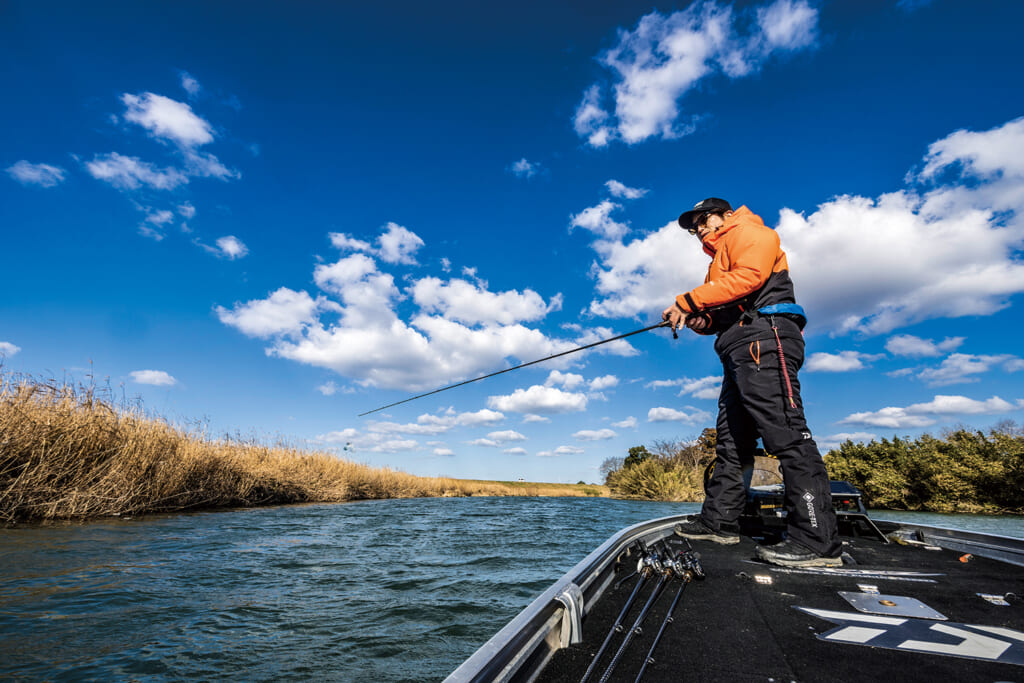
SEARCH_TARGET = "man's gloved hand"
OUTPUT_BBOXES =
[662,303,685,331]
[685,313,712,333]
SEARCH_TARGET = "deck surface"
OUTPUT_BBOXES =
[536,532,1024,683]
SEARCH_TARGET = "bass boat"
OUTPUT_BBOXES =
[446,482,1023,682]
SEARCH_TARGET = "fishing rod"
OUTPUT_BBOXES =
[359,320,674,417]
[598,543,674,683]
[580,541,659,683]
[634,540,706,683]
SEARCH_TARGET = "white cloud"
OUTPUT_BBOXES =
[546,370,585,390]
[538,446,585,457]
[86,152,188,190]
[377,222,424,265]
[840,394,1020,429]
[329,232,374,253]
[6,161,66,188]
[469,438,500,447]
[917,353,1023,386]
[574,0,818,146]
[180,72,201,97]
[605,180,648,199]
[121,92,214,148]
[129,370,177,386]
[573,428,617,441]
[215,287,325,339]
[583,116,1024,334]
[523,414,550,424]
[488,385,588,414]
[817,431,878,451]
[612,416,638,429]
[318,381,338,396]
[214,236,248,260]
[885,334,965,358]
[503,447,528,455]
[647,406,713,423]
[647,376,720,399]
[0,342,21,356]
[589,375,619,391]
[178,202,196,219]
[434,447,455,456]
[413,277,559,326]
[805,351,882,373]
[569,200,629,240]
[487,430,527,443]
[509,158,542,179]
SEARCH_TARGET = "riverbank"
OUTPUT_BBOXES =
[0,375,608,526]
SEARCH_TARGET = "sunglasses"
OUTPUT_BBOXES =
[687,211,718,235]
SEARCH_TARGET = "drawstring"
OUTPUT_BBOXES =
[771,317,797,409]
[748,340,761,369]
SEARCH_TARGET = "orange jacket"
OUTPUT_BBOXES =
[675,206,790,314]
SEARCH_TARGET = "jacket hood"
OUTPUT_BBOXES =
[701,205,764,255]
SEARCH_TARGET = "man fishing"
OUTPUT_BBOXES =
[664,197,842,567]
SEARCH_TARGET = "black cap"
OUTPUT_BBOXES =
[677,197,732,232]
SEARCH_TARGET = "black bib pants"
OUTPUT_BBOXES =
[700,316,840,556]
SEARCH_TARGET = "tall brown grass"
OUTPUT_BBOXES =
[0,374,606,525]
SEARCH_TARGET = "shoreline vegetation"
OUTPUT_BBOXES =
[0,375,607,526]
[3,374,1021,525]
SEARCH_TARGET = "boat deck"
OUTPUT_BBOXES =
[535,531,1023,682]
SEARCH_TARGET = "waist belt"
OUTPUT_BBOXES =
[741,303,807,330]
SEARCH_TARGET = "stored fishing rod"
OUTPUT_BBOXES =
[580,541,659,683]
[634,540,706,683]
[359,320,674,417]
[598,544,674,683]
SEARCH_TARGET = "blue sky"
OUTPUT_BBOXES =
[4,0,1024,484]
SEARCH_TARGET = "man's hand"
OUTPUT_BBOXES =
[685,313,711,332]
[662,303,685,331]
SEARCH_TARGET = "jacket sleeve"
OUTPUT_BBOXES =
[676,226,779,312]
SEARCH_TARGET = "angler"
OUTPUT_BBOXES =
[665,197,842,568]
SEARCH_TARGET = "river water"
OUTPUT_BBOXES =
[1,497,1021,682]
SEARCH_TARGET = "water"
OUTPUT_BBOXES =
[0,498,1021,682]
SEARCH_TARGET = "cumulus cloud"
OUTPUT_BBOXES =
[916,353,1023,386]
[885,334,965,358]
[469,438,500,447]
[805,351,883,373]
[647,406,713,423]
[318,428,419,454]
[538,446,585,457]
[573,0,818,146]
[434,447,455,456]
[647,376,720,399]
[569,200,630,241]
[487,430,527,443]
[6,161,66,188]
[180,72,201,97]
[817,431,878,451]
[129,370,177,386]
[318,381,339,396]
[413,277,559,326]
[546,370,586,390]
[0,342,21,356]
[582,116,1024,335]
[509,158,542,179]
[86,152,188,191]
[503,447,528,455]
[612,416,638,429]
[573,428,617,441]
[589,375,619,391]
[121,92,214,148]
[840,395,1020,429]
[213,235,248,260]
[523,414,550,424]
[605,180,648,199]
[488,385,588,414]
[215,287,326,338]
[329,223,424,265]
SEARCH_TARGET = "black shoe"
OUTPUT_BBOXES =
[674,516,740,545]
[756,538,842,567]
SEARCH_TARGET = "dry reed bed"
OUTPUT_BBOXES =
[0,376,596,525]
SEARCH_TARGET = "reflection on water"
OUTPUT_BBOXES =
[0,498,1020,681]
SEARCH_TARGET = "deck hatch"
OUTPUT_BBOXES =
[840,591,947,620]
